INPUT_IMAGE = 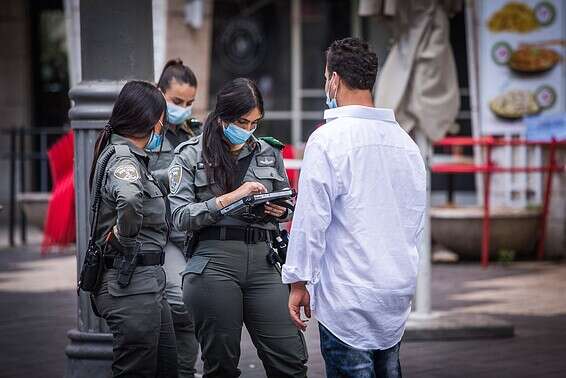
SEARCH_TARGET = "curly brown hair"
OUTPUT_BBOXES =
[326,37,378,91]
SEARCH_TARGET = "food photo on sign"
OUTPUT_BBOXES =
[476,0,565,135]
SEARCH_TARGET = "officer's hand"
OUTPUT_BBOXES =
[264,202,287,218]
[288,282,311,331]
[236,182,267,199]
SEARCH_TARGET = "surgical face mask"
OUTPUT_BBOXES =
[325,74,338,109]
[325,93,337,109]
[145,121,164,151]
[223,123,256,145]
[166,102,192,125]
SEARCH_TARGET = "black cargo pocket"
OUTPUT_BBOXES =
[180,256,210,288]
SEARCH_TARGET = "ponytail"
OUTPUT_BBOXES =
[202,114,237,195]
[157,58,198,91]
[88,124,113,190]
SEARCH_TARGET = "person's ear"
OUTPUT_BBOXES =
[333,72,341,90]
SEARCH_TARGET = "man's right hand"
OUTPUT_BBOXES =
[288,282,311,331]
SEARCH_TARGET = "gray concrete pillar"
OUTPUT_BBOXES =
[65,1,154,376]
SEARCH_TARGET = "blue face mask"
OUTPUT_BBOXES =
[166,102,192,125]
[325,93,337,109]
[325,74,338,109]
[223,123,255,145]
[146,130,163,151]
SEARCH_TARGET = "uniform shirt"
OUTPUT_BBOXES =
[281,105,426,350]
[168,135,292,233]
[147,120,202,188]
[92,134,168,253]
[146,121,201,245]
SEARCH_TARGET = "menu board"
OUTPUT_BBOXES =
[477,0,565,135]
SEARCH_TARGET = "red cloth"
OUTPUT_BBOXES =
[42,131,76,254]
[282,145,298,190]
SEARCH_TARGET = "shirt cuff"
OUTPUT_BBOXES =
[206,197,221,219]
[281,265,313,284]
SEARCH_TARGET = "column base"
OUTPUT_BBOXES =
[64,329,113,378]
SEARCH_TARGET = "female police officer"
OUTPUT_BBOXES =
[147,58,202,378]
[148,58,202,185]
[89,81,177,377]
[168,78,308,377]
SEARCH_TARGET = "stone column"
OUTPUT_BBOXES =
[64,1,154,376]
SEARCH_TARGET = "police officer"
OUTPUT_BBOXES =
[89,81,177,378]
[146,58,202,378]
[148,58,202,186]
[168,78,308,378]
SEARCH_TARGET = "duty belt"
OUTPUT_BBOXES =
[199,226,273,244]
[103,252,165,269]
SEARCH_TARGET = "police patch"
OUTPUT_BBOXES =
[113,163,140,182]
[169,165,182,194]
[256,156,276,167]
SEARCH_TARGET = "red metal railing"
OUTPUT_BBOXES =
[432,137,566,267]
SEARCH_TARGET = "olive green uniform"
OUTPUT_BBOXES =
[146,121,201,378]
[91,134,177,377]
[168,135,308,378]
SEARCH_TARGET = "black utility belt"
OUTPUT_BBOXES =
[103,252,165,269]
[199,226,274,245]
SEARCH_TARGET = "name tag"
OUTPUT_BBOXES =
[256,156,276,167]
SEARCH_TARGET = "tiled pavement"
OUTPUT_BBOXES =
[0,241,565,378]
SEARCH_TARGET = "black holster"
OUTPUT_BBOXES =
[78,240,104,293]
[183,231,199,260]
[116,242,141,288]
[272,229,288,264]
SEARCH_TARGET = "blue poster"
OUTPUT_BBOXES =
[525,113,566,141]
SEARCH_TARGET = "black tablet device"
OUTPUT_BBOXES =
[220,188,296,216]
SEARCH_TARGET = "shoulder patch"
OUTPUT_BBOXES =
[174,136,200,154]
[259,136,285,150]
[114,162,140,182]
[168,164,183,194]
[256,155,276,167]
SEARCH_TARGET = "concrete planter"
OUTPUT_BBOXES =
[431,206,541,260]
[16,192,51,230]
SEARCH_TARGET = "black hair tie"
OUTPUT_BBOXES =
[104,123,113,134]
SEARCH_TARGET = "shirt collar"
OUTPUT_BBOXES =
[110,133,148,158]
[323,105,396,123]
[236,136,260,160]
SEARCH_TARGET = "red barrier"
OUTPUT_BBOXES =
[432,137,566,267]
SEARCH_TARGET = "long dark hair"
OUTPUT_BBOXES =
[157,58,198,91]
[89,80,166,188]
[202,78,264,194]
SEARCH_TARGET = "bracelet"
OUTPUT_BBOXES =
[218,197,225,208]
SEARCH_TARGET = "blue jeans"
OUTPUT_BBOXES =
[319,323,402,378]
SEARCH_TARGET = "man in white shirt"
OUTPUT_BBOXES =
[282,37,426,378]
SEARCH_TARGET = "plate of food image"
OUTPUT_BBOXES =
[489,90,541,120]
[508,45,561,74]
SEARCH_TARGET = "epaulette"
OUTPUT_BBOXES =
[174,136,200,154]
[114,145,131,157]
[259,136,285,150]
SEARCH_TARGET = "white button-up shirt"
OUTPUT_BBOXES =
[282,105,426,350]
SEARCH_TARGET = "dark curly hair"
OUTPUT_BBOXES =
[326,37,378,91]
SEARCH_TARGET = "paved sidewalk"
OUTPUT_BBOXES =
[0,241,565,377]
